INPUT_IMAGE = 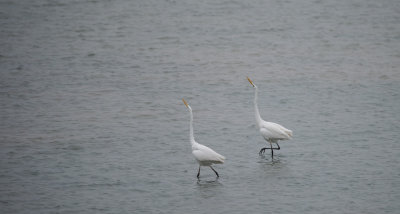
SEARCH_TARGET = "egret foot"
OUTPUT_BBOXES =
[259,147,269,155]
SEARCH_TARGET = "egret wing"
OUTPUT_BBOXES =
[260,121,292,140]
[192,144,225,164]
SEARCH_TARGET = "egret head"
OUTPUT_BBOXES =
[182,98,192,110]
[247,77,257,88]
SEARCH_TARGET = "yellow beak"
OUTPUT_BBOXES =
[182,98,189,108]
[247,77,255,87]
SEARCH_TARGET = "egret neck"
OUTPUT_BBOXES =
[254,86,262,127]
[188,106,196,145]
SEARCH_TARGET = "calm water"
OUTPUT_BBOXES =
[1,0,400,213]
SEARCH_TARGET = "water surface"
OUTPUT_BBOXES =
[1,0,400,213]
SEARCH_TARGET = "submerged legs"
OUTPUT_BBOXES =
[197,166,201,178]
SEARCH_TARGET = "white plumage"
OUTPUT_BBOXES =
[182,98,225,178]
[259,121,293,141]
[192,144,225,166]
[247,77,293,158]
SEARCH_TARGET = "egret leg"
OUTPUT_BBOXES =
[259,144,281,155]
[259,142,280,157]
[210,166,219,177]
[270,143,274,158]
[197,166,201,178]
[271,142,281,158]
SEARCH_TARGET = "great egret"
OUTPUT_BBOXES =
[182,98,225,178]
[247,77,293,158]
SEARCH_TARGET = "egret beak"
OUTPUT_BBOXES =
[182,98,189,108]
[247,77,255,87]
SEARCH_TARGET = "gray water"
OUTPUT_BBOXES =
[1,0,400,213]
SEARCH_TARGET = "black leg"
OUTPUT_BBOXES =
[271,143,274,158]
[210,166,219,177]
[271,142,281,159]
[260,142,280,156]
[197,166,200,178]
[259,147,277,155]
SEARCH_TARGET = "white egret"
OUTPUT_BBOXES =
[247,77,293,158]
[182,98,225,178]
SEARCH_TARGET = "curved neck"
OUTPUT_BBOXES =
[254,87,262,125]
[188,107,195,145]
